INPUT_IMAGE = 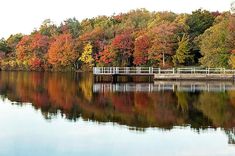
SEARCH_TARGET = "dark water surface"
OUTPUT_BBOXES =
[0,71,235,156]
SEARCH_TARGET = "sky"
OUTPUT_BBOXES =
[0,0,233,38]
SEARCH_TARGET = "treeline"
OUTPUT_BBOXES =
[0,9,235,71]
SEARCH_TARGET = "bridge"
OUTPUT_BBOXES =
[93,67,235,82]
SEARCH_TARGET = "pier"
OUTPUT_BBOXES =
[93,67,235,82]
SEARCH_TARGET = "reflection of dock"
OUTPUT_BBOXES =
[93,81,235,92]
[226,128,235,144]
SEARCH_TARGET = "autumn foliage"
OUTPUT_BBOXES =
[133,35,150,65]
[48,34,77,68]
[0,9,235,70]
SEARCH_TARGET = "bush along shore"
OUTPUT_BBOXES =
[0,9,235,71]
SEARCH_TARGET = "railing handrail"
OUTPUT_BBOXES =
[93,67,235,75]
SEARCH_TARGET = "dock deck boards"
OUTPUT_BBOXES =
[93,67,235,81]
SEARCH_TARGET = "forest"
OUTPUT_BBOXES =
[0,9,235,71]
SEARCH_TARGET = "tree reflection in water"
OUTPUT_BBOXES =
[0,71,235,144]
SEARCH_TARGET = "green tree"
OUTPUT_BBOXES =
[173,34,194,66]
[61,18,81,38]
[38,19,58,37]
[0,38,11,54]
[187,9,215,38]
[231,1,235,14]
[199,17,232,67]
[187,9,216,63]
[199,18,231,68]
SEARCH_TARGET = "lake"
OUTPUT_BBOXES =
[0,71,235,156]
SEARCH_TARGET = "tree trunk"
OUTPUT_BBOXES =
[163,52,165,67]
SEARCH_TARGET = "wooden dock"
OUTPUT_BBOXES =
[93,67,235,82]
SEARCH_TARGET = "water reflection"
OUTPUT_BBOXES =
[94,81,235,92]
[1,72,235,139]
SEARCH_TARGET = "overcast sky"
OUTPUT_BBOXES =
[0,0,233,38]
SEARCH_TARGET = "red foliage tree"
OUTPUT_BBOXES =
[111,32,134,66]
[96,46,115,66]
[133,35,150,65]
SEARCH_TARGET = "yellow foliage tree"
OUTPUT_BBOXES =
[79,43,94,68]
[229,54,235,69]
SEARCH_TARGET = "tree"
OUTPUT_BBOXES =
[173,34,194,66]
[16,33,50,70]
[39,19,58,37]
[48,34,77,68]
[79,42,94,68]
[186,9,216,64]
[96,46,115,66]
[60,18,81,38]
[231,1,235,14]
[0,38,11,54]
[148,11,177,28]
[229,54,235,68]
[133,35,150,66]
[6,33,23,56]
[148,22,178,67]
[187,9,215,38]
[199,18,230,68]
[111,31,134,66]
[16,36,31,61]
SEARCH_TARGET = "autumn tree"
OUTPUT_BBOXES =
[96,46,115,66]
[16,33,50,70]
[173,34,194,66]
[79,42,94,68]
[148,22,178,67]
[148,12,177,28]
[39,19,58,37]
[199,17,230,68]
[6,33,23,56]
[133,35,150,66]
[48,33,78,68]
[111,31,134,66]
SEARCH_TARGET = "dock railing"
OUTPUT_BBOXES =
[93,67,235,75]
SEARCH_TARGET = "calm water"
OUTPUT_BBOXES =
[0,71,235,156]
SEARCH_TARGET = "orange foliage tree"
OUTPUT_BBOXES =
[16,33,50,70]
[148,22,178,67]
[96,46,115,66]
[48,33,78,68]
